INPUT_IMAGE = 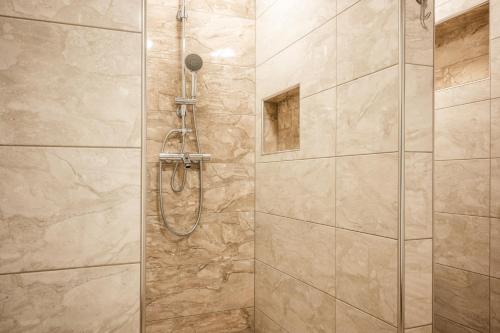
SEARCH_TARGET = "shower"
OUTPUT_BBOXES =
[158,0,210,236]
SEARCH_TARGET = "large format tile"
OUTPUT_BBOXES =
[0,17,141,147]
[255,309,285,333]
[189,0,255,19]
[336,66,399,155]
[492,0,500,40]
[405,0,433,65]
[493,99,500,158]
[434,264,490,333]
[435,0,486,23]
[255,261,335,333]
[405,153,433,239]
[492,158,500,217]
[336,153,399,238]
[337,0,398,83]
[336,229,398,325]
[435,100,490,160]
[434,213,490,275]
[256,18,336,99]
[434,315,481,333]
[146,259,254,321]
[0,146,140,273]
[405,65,433,151]
[256,0,276,17]
[405,239,432,328]
[435,79,490,109]
[0,264,140,333]
[405,326,432,333]
[434,159,490,216]
[492,219,500,278]
[256,158,335,225]
[256,0,336,64]
[0,0,142,31]
[336,301,397,333]
[493,38,500,99]
[492,277,500,332]
[146,307,254,333]
[255,212,335,295]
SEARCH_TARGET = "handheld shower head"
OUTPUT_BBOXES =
[185,54,203,72]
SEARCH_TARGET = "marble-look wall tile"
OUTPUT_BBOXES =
[256,158,335,225]
[434,264,490,333]
[336,300,397,333]
[435,100,490,160]
[256,0,276,17]
[255,212,335,295]
[0,17,141,147]
[256,0,336,64]
[492,277,500,332]
[255,261,335,333]
[256,18,336,99]
[434,213,490,275]
[255,309,285,333]
[189,0,255,19]
[434,314,481,333]
[493,99,500,158]
[147,307,255,333]
[492,0,500,40]
[405,239,432,328]
[405,0,433,66]
[146,259,254,321]
[492,38,500,99]
[435,0,488,24]
[492,219,500,278]
[405,326,432,333]
[336,66,399,155]
[0,146,140,274]
[336,153,399,238]
[405,153,433,239]
[435,79,490,109]
[336,229,398,325]
[434,159,490,216]
[0,0,142,31]
[492,158,500,217]
[0,264,140,333]
[405,65,433,151]
[147,212,254,266]
[337,0,398,83]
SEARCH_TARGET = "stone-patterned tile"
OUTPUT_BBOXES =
[256,0,277,17]
[492,219,500,278]
[336,153,399,238]
[492,0,500,40]
[434,264,490,333]
[435,0,489,23]
[435,100,490,160]
[492,38,500,99]
[405,65,433,151]
[492,277,500,332]
[405,326,432,333]
[337,0,360,13]
[256,18,336,99]
[146,259,254,321]
[434,159,490,216]
[0,0,142,31]
[189,0,255,19]
[492,159,500,218]
[337,0,398,83]
[255,309,285,333]
[0,17,141,147]
[405,239,432,328]
[256,0,336,64]
[256,158,335,225]
[336,229,398,325]
[255,212,335,295]
[255,261,335,333]
[336,300,397,333]
[146,307,255,333]
[147,212,254,266]
[337,66,399,155]
[434,213,490,275]
[405,0,433,66]
[256,88,336,162]
[434,315,481,333]
[0,146,140,274]
[0,264,140,333]
[405,153,433,239]
[493,99,500,158]
[435,78,490,110]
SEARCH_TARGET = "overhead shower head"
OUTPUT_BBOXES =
[185,54,203,72]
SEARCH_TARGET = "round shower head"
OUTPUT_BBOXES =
[185,54,203,72]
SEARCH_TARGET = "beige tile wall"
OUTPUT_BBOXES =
[0,1,142,332]
[145,0,256,331]
[433,2,500,331]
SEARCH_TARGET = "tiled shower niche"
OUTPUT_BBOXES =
[262,86,300,154]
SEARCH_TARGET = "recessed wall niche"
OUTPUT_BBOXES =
[435,3,489,90]
[262,86,300,154]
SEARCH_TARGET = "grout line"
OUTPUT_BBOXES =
[435,98,491,111]
[435,262,491,278]
[0,14,141,34]
[0,261,141,276]
[254,308,290,332]
[336,299,398,329]
[0,144,141,150]
[405,323,433,330]
[148,306,256,323]
[434,156,491,162]
[434,314,482,333]
[434,211,492,219]
[336,63,400,87]
[255,0,279,19]
[256,151,399,164]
